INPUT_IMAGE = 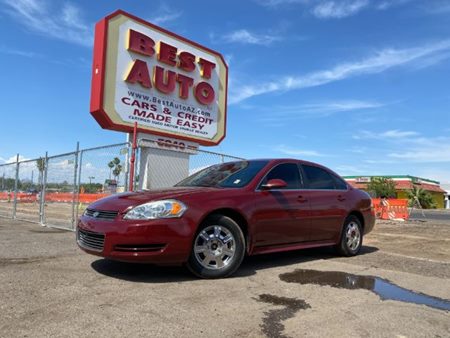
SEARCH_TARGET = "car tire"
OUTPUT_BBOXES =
[336,215,363,256]
[186,214,246,279]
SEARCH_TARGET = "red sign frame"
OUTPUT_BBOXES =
[90,10,228,146]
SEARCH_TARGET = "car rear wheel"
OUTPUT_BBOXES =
[187,215,245,279]
[336,215,363,256]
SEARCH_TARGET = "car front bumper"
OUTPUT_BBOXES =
[76,215,194,265]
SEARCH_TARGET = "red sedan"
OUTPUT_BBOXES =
[77,159,375,278]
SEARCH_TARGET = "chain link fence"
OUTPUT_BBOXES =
[75,143,131,223]
[43,152,78,229]
[0,162,17,218]
[0,142,243,231]
[15,159,43,223]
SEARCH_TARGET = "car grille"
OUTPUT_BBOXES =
[114,244,166,252]
[84,208,118,220]
[77,228,105,252]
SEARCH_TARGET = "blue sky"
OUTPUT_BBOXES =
[0,0,449,183]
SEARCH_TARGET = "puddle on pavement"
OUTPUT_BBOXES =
[279,269,450,312]
[256,294,311,338]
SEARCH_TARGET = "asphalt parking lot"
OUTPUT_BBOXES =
[0,216,449,337]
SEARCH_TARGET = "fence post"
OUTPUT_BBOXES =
[134,147,139,191]
[75,149,83,227]
[124,134,130,192]
[71,142,79,230]
[12,154,19,219]
[40,152,48,226]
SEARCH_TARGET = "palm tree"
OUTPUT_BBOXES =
[407,186,436,209]
[113,164,123,181]
[107,161,115,179]
[108,158,123,182]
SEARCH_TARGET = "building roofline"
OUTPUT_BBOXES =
[342,175,440,185]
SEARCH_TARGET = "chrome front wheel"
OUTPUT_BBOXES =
[187,215,245,279]
[194,225,236,270]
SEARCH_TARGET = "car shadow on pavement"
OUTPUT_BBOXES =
[236,245,378,277]
[90,245,379,283]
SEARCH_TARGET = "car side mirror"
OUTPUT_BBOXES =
[260,179,288,190]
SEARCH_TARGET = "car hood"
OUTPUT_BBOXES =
[87,186,219,213]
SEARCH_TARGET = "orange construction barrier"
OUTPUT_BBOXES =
[0,192,110,204]
[372,198,409,220]
[44,193,110,203]
[0,192,37,202]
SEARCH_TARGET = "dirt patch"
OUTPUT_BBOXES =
[0,257,57,266]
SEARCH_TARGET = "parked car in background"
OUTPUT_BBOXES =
[77,159,375,278]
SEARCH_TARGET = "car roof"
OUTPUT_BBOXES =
[223,158,342,177]
[227,158,323,167]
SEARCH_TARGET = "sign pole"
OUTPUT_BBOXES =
[129,122,138,191]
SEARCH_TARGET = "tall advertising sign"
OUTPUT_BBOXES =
[90,10,228,146]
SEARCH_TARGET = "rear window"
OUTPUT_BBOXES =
[302,165,336,190]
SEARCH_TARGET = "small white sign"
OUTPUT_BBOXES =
[137,133,199,155]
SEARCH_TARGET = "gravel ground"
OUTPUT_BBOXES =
[0,217,449,338]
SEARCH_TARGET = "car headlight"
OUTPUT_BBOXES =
[123,199,187,220]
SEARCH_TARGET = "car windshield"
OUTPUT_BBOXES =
[175,160,269,188]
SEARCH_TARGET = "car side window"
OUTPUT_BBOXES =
[260,163,302,189]
[302,165,336,190]
[331,174,348,190]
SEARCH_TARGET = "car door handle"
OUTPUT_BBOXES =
[297,196,308,203]
[337,195,346,202]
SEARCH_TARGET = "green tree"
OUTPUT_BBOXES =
[407,186,436,209]
[80,183,102,193]
[108,158,123,182]
[366,177,396,198]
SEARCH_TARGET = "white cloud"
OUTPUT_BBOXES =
[278,100,384,116]
[376,0,414,10]
[257,0,414,17]
[388,148,450,163]
[148,4,182,25]
[388,138,450,163]
[229,39,450,104]
[358,133,450,164]
[381,130,420,138]
[274,145,324,157]
[312,0,369,19]
[0,155,30,164]
[0,45,41,58]
[2,0,92,46]
[415,169,450,184]
[254,100,384,126]
[354,129,419,140]
[222,29,282,46]
[335,165,366,174]
[256,0,310,7]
